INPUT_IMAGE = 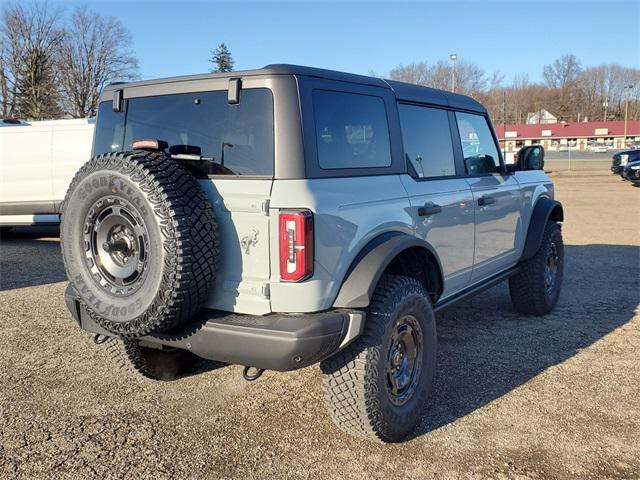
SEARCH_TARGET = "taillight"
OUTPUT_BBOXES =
[279,210,313,282]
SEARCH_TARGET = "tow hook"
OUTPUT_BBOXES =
[242,366,265,381]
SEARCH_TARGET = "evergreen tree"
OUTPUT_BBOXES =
[16,46,61,120]
[209,43,235,73]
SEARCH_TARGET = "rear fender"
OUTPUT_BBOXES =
[333,232,443,308]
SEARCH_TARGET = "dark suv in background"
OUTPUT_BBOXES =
[611,148,640,176]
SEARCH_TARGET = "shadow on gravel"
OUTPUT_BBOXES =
[413,243,640,438]
[0,226,66,291]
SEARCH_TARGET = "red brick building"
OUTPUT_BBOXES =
[494,120,640,152]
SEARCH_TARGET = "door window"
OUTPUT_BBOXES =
[398,104,455,178]
[313,90,391,170]
[455,112,501,175]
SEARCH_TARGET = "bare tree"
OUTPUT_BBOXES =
[389,62,431,85]
[388,55,638,124]
[56,7,139,118]
[542,54,582,121]
[543,54,582,89]
[389,59,488,96]
[0,1,63,119]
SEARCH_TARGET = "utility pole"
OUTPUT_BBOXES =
[502,90,507,151]
[449,53,457,93]
[623,85,634,149]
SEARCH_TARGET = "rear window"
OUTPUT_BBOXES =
[313,90,391,170]
[93,88,274,176]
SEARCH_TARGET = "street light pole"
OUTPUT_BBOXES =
[449,53,457,93]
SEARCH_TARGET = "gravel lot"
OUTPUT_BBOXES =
[1,172,638,480]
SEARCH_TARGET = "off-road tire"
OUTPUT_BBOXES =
[60,150,218,337]
[320,275,437,442]
[104,337,200,381]
[509,221,564,315]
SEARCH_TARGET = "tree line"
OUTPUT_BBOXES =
[389,55,640,124]
[0,1,237,121]
[2,2,637,125]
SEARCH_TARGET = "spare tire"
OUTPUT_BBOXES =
[60,150,218,337]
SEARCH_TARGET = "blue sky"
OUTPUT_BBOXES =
[24,0,640,82]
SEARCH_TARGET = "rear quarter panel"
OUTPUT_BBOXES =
[268,175,413,312]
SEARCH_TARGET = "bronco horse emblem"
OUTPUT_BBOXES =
[240,229,259,254]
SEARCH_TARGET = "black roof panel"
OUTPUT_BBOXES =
[385,80,486,113]
[102,63,486,113]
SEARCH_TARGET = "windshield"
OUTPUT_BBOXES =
[94,88,274,176]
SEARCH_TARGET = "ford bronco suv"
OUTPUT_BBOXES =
[61,65,564,442]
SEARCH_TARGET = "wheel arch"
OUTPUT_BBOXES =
[332,232,444,309]
[520,197,564,262]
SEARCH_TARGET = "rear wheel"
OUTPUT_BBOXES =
[509,221,564,315]
[321,275,437,442]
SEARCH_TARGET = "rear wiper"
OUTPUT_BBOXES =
[169,144,214,162]
[171,152,215,162]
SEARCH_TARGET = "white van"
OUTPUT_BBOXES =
[0,118,94,227]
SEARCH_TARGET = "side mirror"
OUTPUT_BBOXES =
[516,145,545,171]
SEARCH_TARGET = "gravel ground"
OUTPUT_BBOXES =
[0,173,638,480]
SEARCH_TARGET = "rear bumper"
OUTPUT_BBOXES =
[64,284,364,371]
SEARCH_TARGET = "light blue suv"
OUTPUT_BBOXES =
[61,65,564,442]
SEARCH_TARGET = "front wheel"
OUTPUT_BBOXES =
[509,221,564,315]
[320,275,437,442]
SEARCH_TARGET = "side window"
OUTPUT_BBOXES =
[455,112,501,175]
[398,104,455,178]
[94,102,125,155]
[313,90,392,170]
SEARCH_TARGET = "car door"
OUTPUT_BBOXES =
[453,111,522,282]
[398,104,475,298]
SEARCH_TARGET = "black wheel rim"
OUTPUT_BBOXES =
[385,314,423,406]
[84,196,150,296]
[544,241,560,295]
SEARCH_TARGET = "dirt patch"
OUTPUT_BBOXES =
[1,174,639,479]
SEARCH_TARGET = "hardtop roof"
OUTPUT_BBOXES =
[102,63,486,113]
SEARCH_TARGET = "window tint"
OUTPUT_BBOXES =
[94,88,274,176]
[313,90,391,170]
[455,112,501,175]
[398,104,455,178]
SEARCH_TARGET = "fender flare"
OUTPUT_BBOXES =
[333,232,444,309]
[520,197,564,261]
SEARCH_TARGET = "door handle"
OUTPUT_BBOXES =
[418,202,442,217]
[478,195,495,206]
